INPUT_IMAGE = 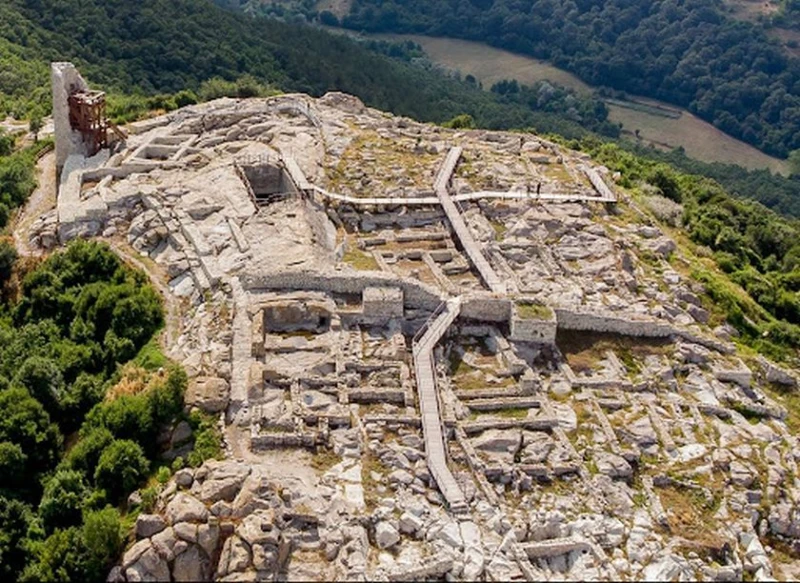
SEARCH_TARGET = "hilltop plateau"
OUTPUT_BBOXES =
[28,81,800,581]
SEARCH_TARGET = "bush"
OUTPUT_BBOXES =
[82,507,122,577]
[94,440,149,503]
[187,411,222,468]
[61,427,113,480]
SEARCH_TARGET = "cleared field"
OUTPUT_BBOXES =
[373,33,789,174]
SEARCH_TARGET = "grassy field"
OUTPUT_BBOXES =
[372,33,789,174]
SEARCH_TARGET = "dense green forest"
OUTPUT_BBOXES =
[0,0,616,140]
[335,0,800,159]
[0,234,220,581]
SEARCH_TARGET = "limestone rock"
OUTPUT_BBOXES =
[173,544,208,581]
[166,493,209,524]
[124,542,170,582]
[186,377,230,413]
[375,521,400,549]
[399,512,424,536]
[135,514,166,539]
[595,452,633,479]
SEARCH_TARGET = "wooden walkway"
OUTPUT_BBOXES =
[412,297,469,514]
[434,147,507,295]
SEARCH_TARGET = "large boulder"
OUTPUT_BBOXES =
[166,493,209,525]
[135,514,166,539]
[123,540,170,582]
[594,452,633,480]
[186,377,230,413]
[471,429,522,463]
[198,461,251,503]
[173,544,209,582]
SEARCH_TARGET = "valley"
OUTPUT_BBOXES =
[370,33,790,175]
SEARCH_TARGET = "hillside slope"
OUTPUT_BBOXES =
[0,0,612,140]
[331,0,800,159]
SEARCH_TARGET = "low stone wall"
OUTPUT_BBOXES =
[555,307,734,353]
[250,432,321,450]
[363,287,404,319]
[460,294,511,322]
[241,270,444,311]
[510,317,557,344]
[555,308,674,337]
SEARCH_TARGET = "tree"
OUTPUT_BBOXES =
[442,113,475,129]
[0,496,32,581]
[93,440,148,502]
[789,149,800,177]
[62,427,113,479]
[39,470,90,532]
[0,239,17,283]
[0,131,13,157]
[82,507,122,577]
[14,356,66,415]
[29,112,43,143]
[21,527,90,583]
[0,388,62,489]
[0,442,27,490]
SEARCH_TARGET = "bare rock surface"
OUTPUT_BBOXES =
[43,90,800,581]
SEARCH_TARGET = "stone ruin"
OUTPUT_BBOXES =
[31,64,800,581]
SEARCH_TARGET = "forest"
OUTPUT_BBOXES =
[340,0,800,158]
[0,238,222,582]
[0,0,612,141]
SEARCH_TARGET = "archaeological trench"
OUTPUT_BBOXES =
[33,63,800,581]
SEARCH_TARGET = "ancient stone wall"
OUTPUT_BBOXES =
[510,317,558,344]
[460,295,511,322]
[555,309,675,337]
[52,62,90,173]
[242,271,443,311]
[363,287,404,319]
[302,198,337,252]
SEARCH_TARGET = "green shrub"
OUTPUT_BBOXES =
[93,440,149,503]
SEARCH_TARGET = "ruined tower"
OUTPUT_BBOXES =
[51,62,109,176]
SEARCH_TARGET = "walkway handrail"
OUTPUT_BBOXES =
[413,300,449,347]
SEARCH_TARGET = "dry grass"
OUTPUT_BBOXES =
[556,329,671,375]
[105,364,168,401]
[609,103,788,174]
[516,301,552,320]
[658,485,727,559]
[309,446,341,473]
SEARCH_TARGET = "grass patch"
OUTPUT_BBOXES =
[659,484,727,562]
[343,248,379,271]
[516,301,553,320]
[556,329,671,375]
[486,407,529,419]
[186,410,223,467]
[763,383,800,435]
[309,446,341,473]
[133,338,169,371]
[361,452,390,511]
[490,220,508,240]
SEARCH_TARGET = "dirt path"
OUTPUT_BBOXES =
[13,150,56,256]
[106,239,184,360]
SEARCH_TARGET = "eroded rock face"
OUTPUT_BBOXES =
[186,377,230,413]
